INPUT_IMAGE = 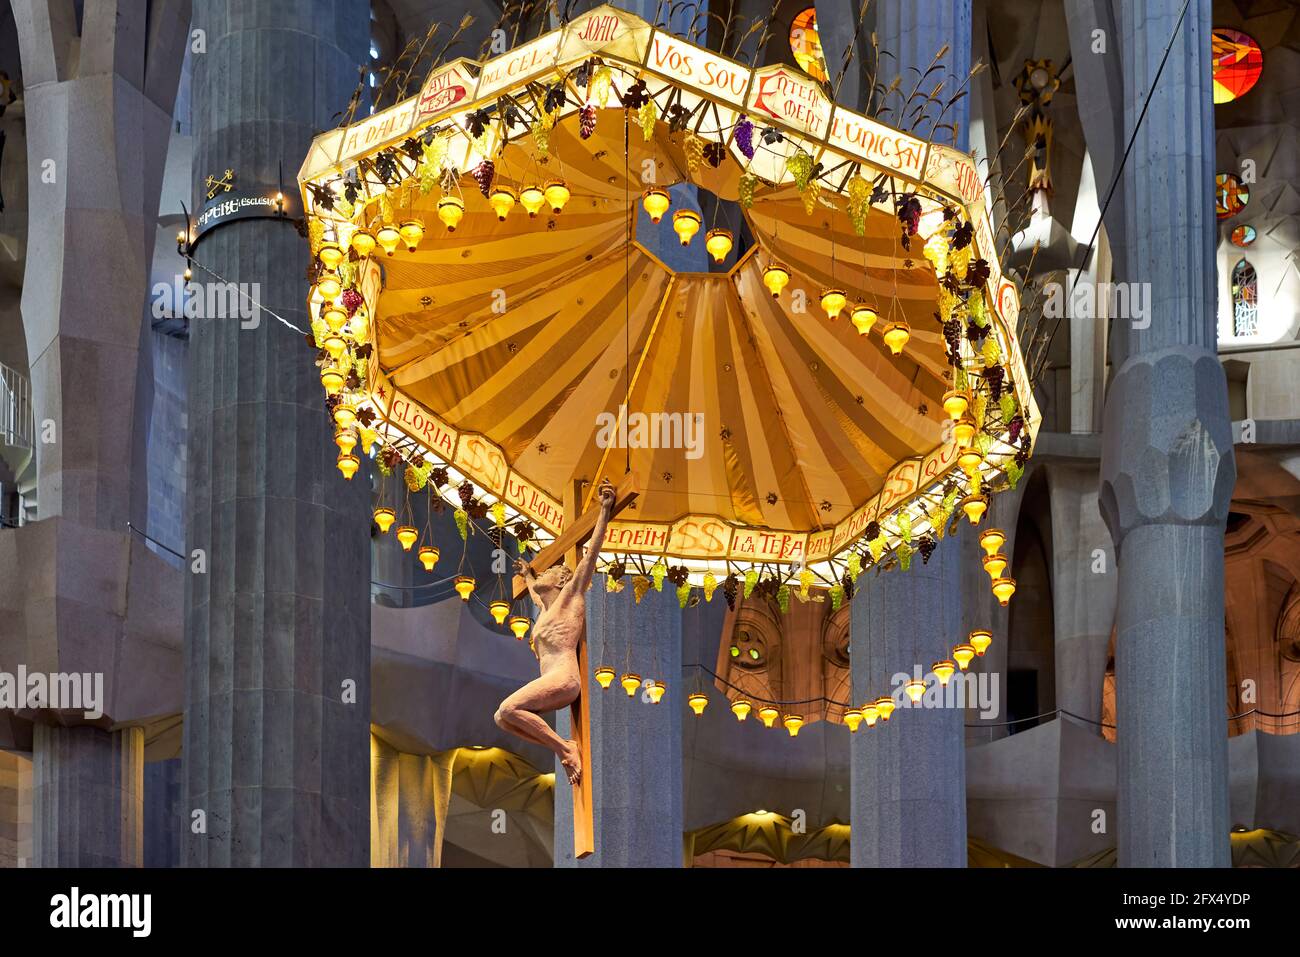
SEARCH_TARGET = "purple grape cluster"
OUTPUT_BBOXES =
[735,117,755,159]
[472,159,494,197]
[943,318,963,366]
[917,535,937,564]
[985,363,1004,401]
[579,104,597,140]
[723,573,740,610]
[458,481,474,509]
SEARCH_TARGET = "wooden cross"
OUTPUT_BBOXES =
[511,472,638,860]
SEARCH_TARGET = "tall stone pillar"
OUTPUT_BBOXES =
[1099,0,1233,868]
[184,1,372,867]
[31,725,143,867]
[555,576,682,866]
[848,0,971,869]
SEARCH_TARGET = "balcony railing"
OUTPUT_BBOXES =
[1,361,33,450]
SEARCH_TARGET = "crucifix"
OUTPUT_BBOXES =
[494,472,638,859]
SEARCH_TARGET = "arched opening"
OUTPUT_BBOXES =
[1005,470,1057,734]
[1231,258,1258,336]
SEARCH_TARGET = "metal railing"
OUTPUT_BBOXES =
[1,361,33,450]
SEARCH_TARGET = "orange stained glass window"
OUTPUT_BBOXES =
[1216,173,1249,220]
[790,8,828,83]
[1213,29,1263,104]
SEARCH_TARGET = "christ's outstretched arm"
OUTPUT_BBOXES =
[571,480,616,594]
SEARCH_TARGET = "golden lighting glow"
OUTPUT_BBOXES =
[961,494,989,525]
[992,576,1017,606]
[904,678,926,703]
[544,180,570,213]
[731,698,752,721]
[762,262,790,298]
[642,187,671,223]
[320,365,345,394]
[863,703,879,727]
[688,692,708,716]
[844,708,863,732]
[705,228,733,263]
[958,448,984,475]
[317,242,344,268]
[758,705,779,728]
[323,333,347,360]
[334,427,356,455]
[942,390,970,421]
[979,528,1007,556]
[820,288,847,320]
[620,673,642,697]
[983,553,1007,579]
[395,525,418,551]
[488,187,517,221]
[323,302,348,331]
[316,274,342,300]
[336,454,359,480]
[489,600,510,624]
[332,402,357,429]
[672,208,701,246]
[648,681,667,705]
[882,319,911,356]
[398,219,425,251]
[454,575,476,601]
[876,696,895,722]
[595,666,616,688]
[350,310,368,339]
[373,507,396,533]
[953,416,977,448]
[953,643,976,671]
[350,230,376,257]
[969,629,993,657]
[519,185,546,217]
[783,714,804,737]
[851,303,878,335]
[437,195,465,231]
[509,616,531,640]
[376,224,401,256]
[932,660,956,686]
[418,545,440,572]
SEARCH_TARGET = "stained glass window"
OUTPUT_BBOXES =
[1232,258,1258,336]
[1230,225,1256,247]
[1213,29,1263,104]
[1216,173,1249,219]
[790,8,828,83]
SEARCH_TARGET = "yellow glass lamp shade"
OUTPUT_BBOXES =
[953,416,977,448]
[544,180,570,213]
[844,708,863,732]
[648,681,667,705]
[336,454,359,480]
[904,678,926,703]
[851,303,878,336]
[958,447,984,475]
[323,333,347,360]
[969,629,993,657]
[672,208,701,246]
[453,575,476,601]
[953,643,976,671]
[489,599,510,624]
[942,390,970,421]
[687,692,708,716]
[992,576,1017,606]
[519,185,546,217]
[758,705,779,728]
[322,302,348,332]
[983,552,1008,579]
[398,219,424,251]
[783,714,804,737]
[620,673,642,697]
[705,228,733,263]
[731,698,752,721]
[876,696,896,722]
[594,666,616,688]
[317,241,344,269]
[509,616,531,640]
[349,309,369,340]
[863,703,880,727]
[350,230,376,257]
[932,660,956,686]
[882,319,911,356]
[488,187,517,221]
[332,402,357,429]
[961,494,989,525]
[820,288,847,320]
[334,427,356,455]
[641,187,671,223]
[373,506,396,533]
[437,195,465,231]
[979,528,1007,557]
[316,273,342,300]
[762,262,790,298]
[375,224,401,256]
[395,525,418,551]
[418,545,441,572]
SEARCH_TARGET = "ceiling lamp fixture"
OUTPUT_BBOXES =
[648,681,667,704]
[960,493,989,525]
[395,525,418,551]
[334,427,356,455]
[488,186,517,221]
[983,553,1008,579]
[372,506,396,533]
[844,708,863,732]
[762,262,790,298]
[953,643,976,671]
[969,629,993,657]
[992,576,1017,606]
[509,616,531,640]
[979,528,1006,556]
[881,318,911,356]
[398,219,424,252]
[904,677,926,703]
[317,241,344,269]
[453,576,476,601]
[731,698,752,721]
[323,332,347,360]
[350,230,376,257]
[688,692,708,716]
[620,673,642,697]
[436,196,464,232]
[932,660,956,686]
[322,301,348,332]
[316,274,342,300]
[642,187,671,223]
[418,545,440,572]
[595,666,615,688]
[820,288,847,320]
[705,228,733,263]
[953,415,977,448]
[758,705,779,728]
[519,185,546,217]
[320,365,345,394]
[783,714,804,737]
[336,454,359,480]
[850,303,878,336]
[875,696,896,722]
[942,389,970,421]
[544,180,570,213]
[672,208,701,246]
[958,447,984,476]
[863,702,879,727]
[375,223,402,256]
[488,600,511,625]
[332,402,357,430]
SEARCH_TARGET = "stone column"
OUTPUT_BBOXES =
[184,0,372,867]
[850,538,965,867]
[0,749,33,868]
[1099,0,1232,868]
[872,0,972,146]
[555,575,683,866]
[31,725,143,867]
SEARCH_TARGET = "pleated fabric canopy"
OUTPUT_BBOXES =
[298,3,1037,592]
